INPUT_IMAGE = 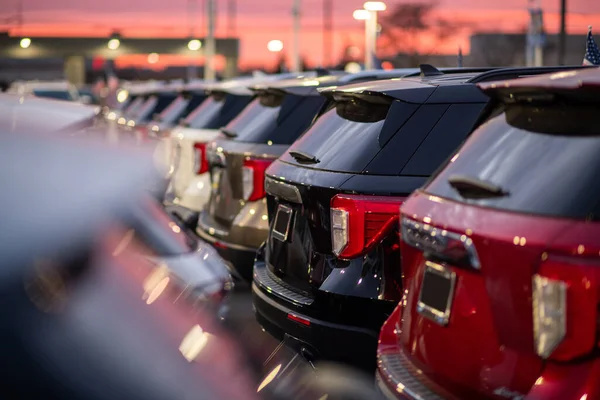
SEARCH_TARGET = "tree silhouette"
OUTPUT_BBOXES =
[378,1,473,66]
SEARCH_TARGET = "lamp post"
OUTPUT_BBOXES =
[267,40,284,72]
[363,1,386,70]
[353,9,370,69]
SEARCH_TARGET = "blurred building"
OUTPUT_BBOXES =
[0,32,239,85]
[387,33,587,68]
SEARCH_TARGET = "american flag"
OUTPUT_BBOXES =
[584,26,600,66]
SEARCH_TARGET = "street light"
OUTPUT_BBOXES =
[364,1,386,11]
[267,39,284,52]
[352,9,370,20]
[188,39,202,51]
[267,40,284,71]
[362,1,386,69]
[107,38,120,50]
[147,53,160,64]
[19,37,31,49]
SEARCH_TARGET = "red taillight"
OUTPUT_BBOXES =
[330,194,404,260]
[242,157,273,202]
[533,255,600,361]
[193,143,209,174]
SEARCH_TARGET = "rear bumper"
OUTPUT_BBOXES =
[252,265,384,370]
[377,311,600,400]
[196,226,258,282]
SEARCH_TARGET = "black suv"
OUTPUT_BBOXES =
[195,70,419,282]
[251,65,586,370]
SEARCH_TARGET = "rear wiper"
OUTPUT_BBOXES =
[289,150,320,164]
[220,128,238,138]
[447,174,509,199]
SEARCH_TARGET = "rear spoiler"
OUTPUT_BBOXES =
[477,66,599,104]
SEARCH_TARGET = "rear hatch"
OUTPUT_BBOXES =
[170,92,253,198]
[204,91,327,235]
[265,88,488,295]
[398,98,600,397]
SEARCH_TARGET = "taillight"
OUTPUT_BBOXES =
[193,143,209,174]
[330,194,404,260]
[532,256,599,361]
[242,157,273,202]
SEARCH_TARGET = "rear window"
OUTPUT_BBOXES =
[33,90,74,101]
[184,93,252,130]
[280,96,486,175]
[225,93,326,145]
[425,104,600,220]
[159,95,188,124]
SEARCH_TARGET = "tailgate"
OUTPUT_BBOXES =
[398,191,575,398]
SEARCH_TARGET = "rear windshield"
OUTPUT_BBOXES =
[280,97,486,175]
[425,104,600,220]
[33,90,74,101]
[159,95,188,124]
[136,93,178,123]
[184,93,252,130]
[225,93,326,145]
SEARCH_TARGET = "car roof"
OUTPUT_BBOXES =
[7,80,75,91]
[320,66,593,104]
[0,94,99,133]
[0,133,159,275]
[202,71,322,96]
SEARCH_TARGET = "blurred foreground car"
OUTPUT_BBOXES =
[6,80,81,102]
[198,69,417,282]
[0,92,98,133]
[0,132,383,400]
[252,65,586,371]
[378,67,600,399]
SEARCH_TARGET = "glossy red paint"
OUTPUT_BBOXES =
[330,194,404,260]
[377,190,600,399]
[193,142,209,174]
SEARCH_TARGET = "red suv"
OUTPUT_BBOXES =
[377,67,600,399]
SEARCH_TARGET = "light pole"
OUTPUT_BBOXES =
[205,0,216,81]
[353,9,370,69]
[363,1,386,70]
[267,40,284,72]
[292,0,302,72]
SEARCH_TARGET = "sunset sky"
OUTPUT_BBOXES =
[2,0,600,69]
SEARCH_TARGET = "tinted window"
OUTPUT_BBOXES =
[179,93,208,119]
[399,103,487,176]
[159,95,188,124]
[227,94,326,145]
[425,105,600,220]
[184,93,252,130]
[281,99,393,172]
[33,90,73,101]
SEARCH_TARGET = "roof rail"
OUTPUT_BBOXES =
[468,65,592,83]
[402,66,498,78]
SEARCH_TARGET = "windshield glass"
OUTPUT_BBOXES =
[225,93,326,145]
[425,105,600,220]
[33,90,74,101]
[281,102,386,171]
[184,93,252,130]
[158,95,188,124]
